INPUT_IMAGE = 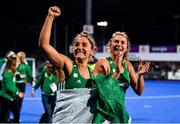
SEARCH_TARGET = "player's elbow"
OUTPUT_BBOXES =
[136,90,144,96]
[38,40,47,49]
[38,39,43,48]
[137,92,142,96]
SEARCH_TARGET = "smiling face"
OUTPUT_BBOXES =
[45,61,55,75]
[110,32,130,59]
[17,52,26,62]
[20,53,26,62]
[72,36,93,60]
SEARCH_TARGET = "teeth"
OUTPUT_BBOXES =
[115,47,122,51]
[115,49,122,51]
[77,50,84,53]
[77,51,85,54]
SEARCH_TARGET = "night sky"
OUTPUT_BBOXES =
[0,0,180,55]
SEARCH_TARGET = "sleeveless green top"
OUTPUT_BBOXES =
[107,57,131,93]
[65,63,95,89]
[92,57,131,123]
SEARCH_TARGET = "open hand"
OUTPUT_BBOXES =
[138,60,150,75]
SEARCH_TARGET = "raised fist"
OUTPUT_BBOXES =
[48,6,61,17]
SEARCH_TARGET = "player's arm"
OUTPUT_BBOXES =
[39,6,73,75]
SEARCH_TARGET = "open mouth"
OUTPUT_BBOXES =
[75,49,86,55]
[114,46,123,51]
[113,47,124,55]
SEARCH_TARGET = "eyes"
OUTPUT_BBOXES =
[113,40,126,45]
[74,42,89,48]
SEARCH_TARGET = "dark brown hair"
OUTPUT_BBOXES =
[4,55,17,74]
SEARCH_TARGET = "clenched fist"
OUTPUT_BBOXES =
[18,92,24,99]
[48,6,61,17]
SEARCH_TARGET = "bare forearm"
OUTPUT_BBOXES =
[38,15,59,65]
[136,74,144,95]
[39,15,55,47]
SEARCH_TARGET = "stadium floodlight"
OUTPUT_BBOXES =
[97,21,108,27]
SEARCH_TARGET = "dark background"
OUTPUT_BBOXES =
[0,0,180,56]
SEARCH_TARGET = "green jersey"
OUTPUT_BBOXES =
[65,63,95,89]
[107,57,131,93]
[107,57,130,123]
[88,63,96,70]
[92,57,131,123]
[0,70,19,101]
[16,62,33,83]
[33,68,57,95]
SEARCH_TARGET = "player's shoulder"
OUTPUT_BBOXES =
[97,57,108,64]
[124,60,134,71]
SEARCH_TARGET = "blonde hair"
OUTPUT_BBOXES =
[110,31,131,60]
[73,31,96,50]
[16,51,27,67]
